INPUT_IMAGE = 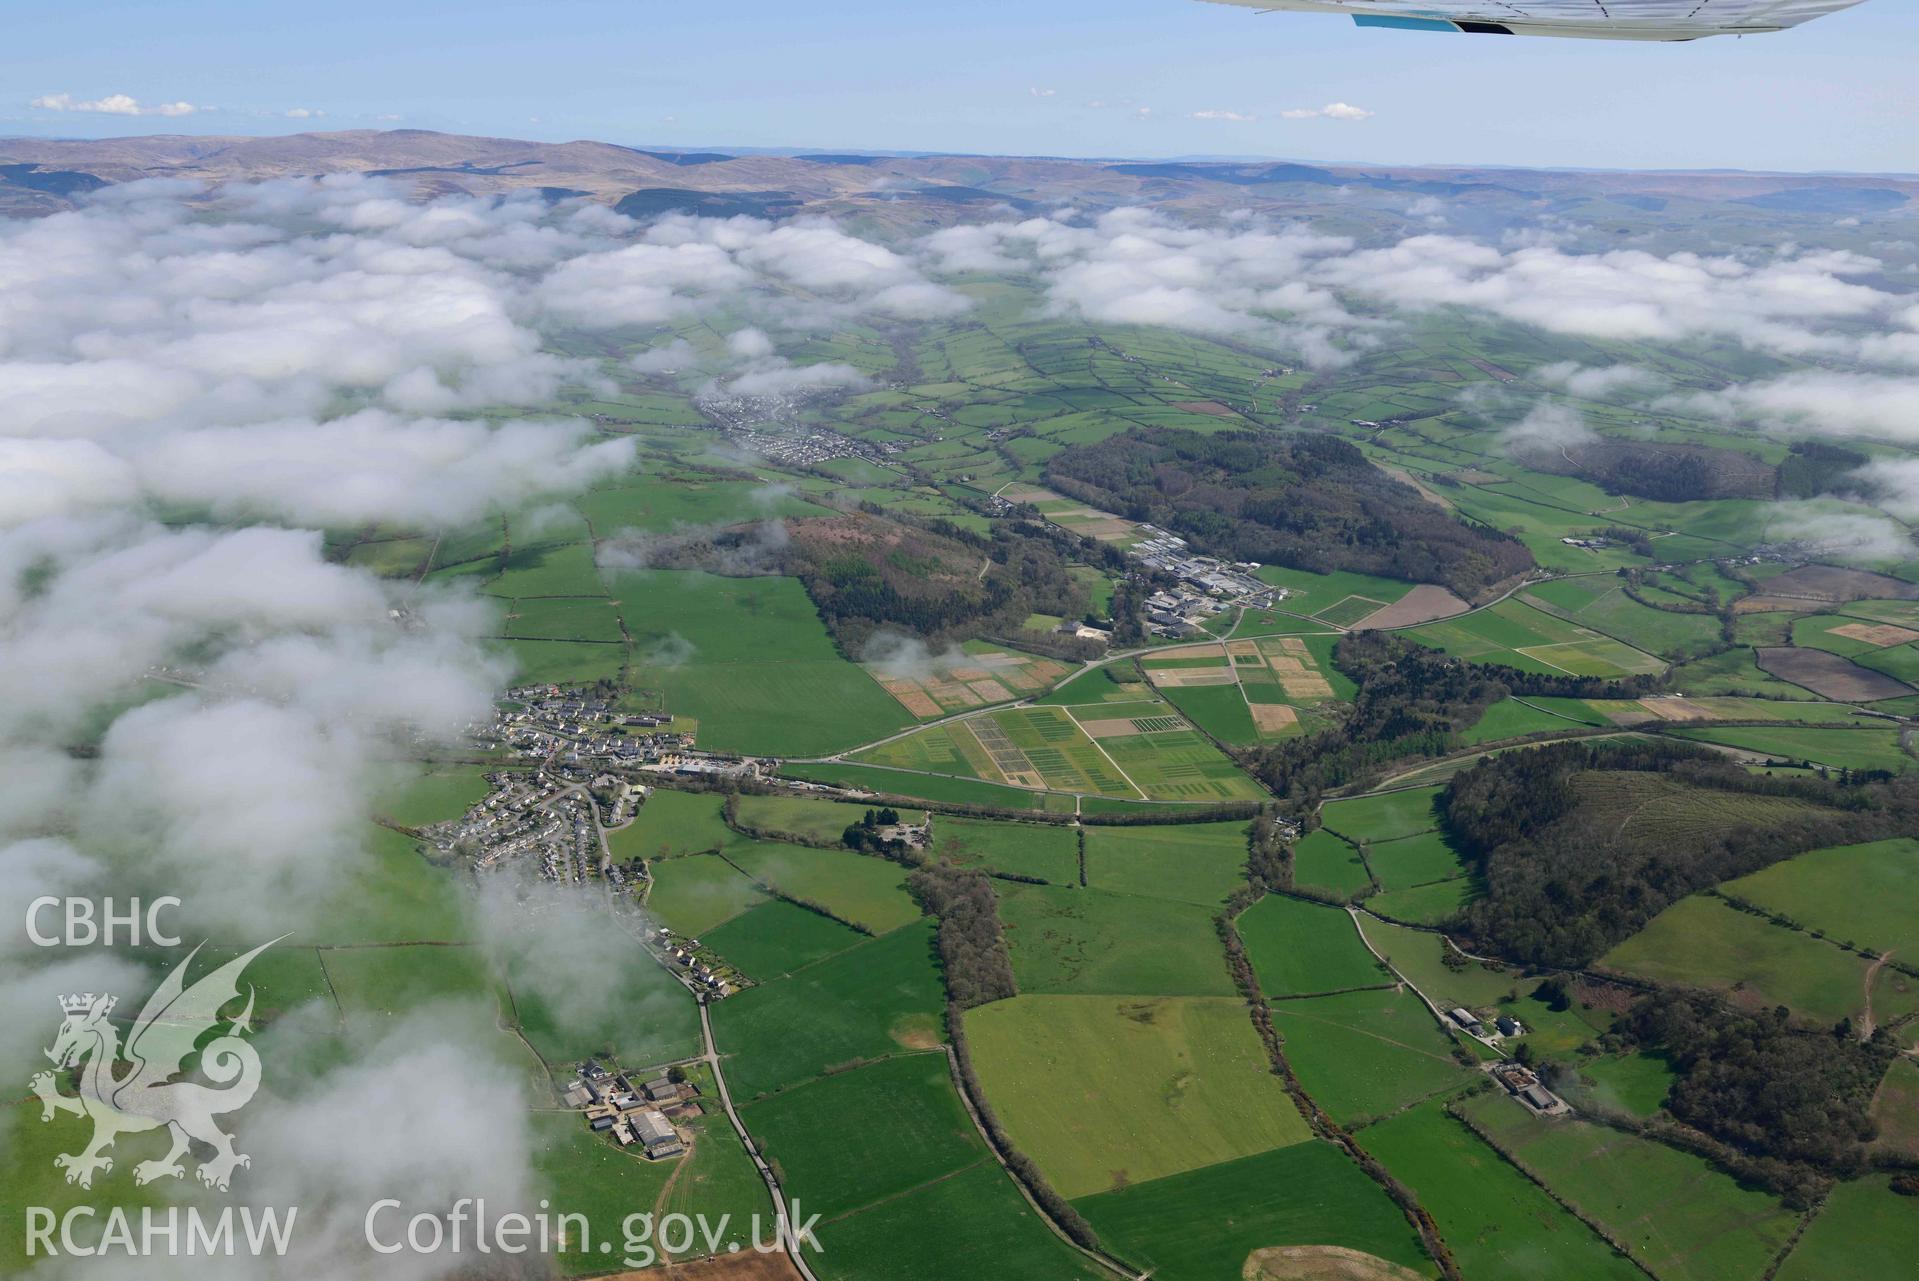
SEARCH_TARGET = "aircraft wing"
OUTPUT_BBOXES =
[1200,1,1868,41]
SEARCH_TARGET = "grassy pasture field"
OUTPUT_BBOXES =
[1459,695,1600,743]
[1366,877,1481,926]
[502,594,625,642]
[1558,1052,1678,1122]
[1270,989,1472,1126]
[1074,1141,1437,1281]
[610,787,731,860]
[726,841,923,934]
[741,1053,985,1221]
[778,762,1074,812]
[854,702,1262,801]
[932,815,1081,883]
[1239,895,1393,996]
[1291,828,1376,897]
[1321,786,1443,844]
[644,852,767,936]
[528,1110,681,1275]
[997,884,1236,997]
[658,1112,773,1240]
[1457,1092,1799,1281]
[1600,894,1877,1026]
[1870,1057,1919,1160]
[1519,580,1723,658]
[732,794,925,843]
[1408,598,1664,679]
[700,897,868,980]
[965,994,1314,1198]
[1670,724,1913,772]
[1716,838,1919,958]
[504,943,703,1071]
[1081,820,1249,906]
[1363,830,1473,891]
[712,920,945,1099]
[1776,1175,1919,1281]
[375,764,495,828]
[1154,680,1263,744]
[811,1158,1094,1281]
[607,568,911,756]
[1361,1103,1644,1281]
[1358,916,1525,1009]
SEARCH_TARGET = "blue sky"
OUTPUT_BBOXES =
[4,0,1913,172]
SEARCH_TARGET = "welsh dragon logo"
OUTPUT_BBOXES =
[30,939,280,1192]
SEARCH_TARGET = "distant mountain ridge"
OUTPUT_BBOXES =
[0,128,1913,224]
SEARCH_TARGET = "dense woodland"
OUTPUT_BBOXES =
[907,863,1018,1009]
[1242,633,1654,806]
[1442,740,1919,966]
[1045,428,1532,596]
[1620,991,1894,1204]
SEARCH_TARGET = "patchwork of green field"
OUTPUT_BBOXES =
[932,815,1081,883]
[712,921,945,1099]
[733,794,925,843]
[1270,989,1472,1126]
[1519,579,1723,658]
[1321,786,1443,844]
[484,538,608,599]
[1600,895,1880,1026]
[1290,829,1376,898]
[1081,820,1249,906]
[1074,1141,1437,1281]
[607,569,911,756]
[726,841,923,934]
[610,787,731,860]
[1361,1103,1645,1281]
[742,1053,986,1221]
[966,994,1314,1198]
[1408,598,1665,678]
[701,897,868,980]
[1716,838,1919,958]
[574,476,831,533]
[1457,1092,1799,1281]
[811,1158,1095,1281]
[1239,895,1393,996]
[998,884,1236,997]
[1670,724,1913,772]
[1254,566,1418,620]
[504,936,704,1070]
[778,762,1075,811]
[645,852,768,936]
[854,702,1262,802]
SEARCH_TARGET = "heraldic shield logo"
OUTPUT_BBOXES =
[30,939,281,1192]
